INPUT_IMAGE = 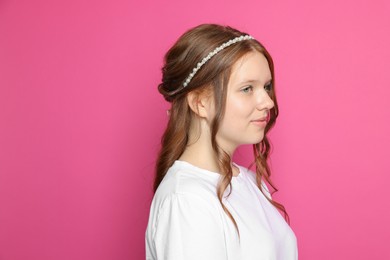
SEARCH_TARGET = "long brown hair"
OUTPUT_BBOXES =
[154,24,289,237]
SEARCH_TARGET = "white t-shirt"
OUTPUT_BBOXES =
[145,160,298,260]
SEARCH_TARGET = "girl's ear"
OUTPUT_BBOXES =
[186,90,213,119]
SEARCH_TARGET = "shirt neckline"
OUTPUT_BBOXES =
[174,160,244,179]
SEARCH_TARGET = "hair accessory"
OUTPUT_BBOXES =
[183,35,254,87]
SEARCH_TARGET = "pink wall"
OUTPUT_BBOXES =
[1,0,389,259]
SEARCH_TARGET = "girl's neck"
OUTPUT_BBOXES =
[178,140,220,173]
[179,118,239,176]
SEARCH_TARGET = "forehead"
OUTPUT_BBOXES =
[229,51,271,85]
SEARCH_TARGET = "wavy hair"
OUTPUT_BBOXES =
[154,24,289,237]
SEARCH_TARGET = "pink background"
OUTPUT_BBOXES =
[1,0,389,259]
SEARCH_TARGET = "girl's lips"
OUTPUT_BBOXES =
[251,118,267,126]
[251,115,268,122]
[251,113,270,126]
[251,114,269,126]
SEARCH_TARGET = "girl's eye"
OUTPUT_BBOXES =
[264,82,272,92]
[241,85,253,93]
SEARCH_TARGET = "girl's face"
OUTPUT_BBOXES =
[216,51,275,153]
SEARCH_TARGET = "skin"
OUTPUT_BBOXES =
[178,51,274,176]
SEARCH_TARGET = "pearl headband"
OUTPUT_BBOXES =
[182,35,254,87]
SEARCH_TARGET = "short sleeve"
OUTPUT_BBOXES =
[148,193,227,260]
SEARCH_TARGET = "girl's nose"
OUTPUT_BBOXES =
[256,89,274,111]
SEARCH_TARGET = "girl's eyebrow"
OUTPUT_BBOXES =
[238,78,272,85]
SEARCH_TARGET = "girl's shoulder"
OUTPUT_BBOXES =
[152,160,221,212]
